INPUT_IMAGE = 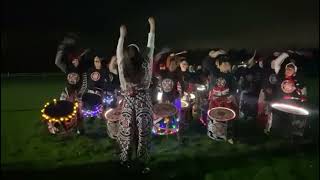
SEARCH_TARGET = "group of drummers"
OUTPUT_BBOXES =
[50,35,306,141]
[41,17,312,173]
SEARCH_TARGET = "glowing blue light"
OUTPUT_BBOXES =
[82,105,103,118]
[103,95,114,106]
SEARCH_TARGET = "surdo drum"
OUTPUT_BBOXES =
[207,107,236,141]
[268,100,309,137]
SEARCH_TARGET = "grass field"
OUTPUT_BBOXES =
[1,74,319,180]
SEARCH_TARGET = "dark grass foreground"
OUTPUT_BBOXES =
[1,75,319,180]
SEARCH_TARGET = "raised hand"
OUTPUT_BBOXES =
[148,17,155,32]
[120,25,127,38]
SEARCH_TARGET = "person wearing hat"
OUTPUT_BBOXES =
[263,52,307,137]
[116,17,155,174]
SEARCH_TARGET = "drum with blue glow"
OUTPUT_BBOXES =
[152,103,179,135]
[81,89,103,118]
[102,93,117,109]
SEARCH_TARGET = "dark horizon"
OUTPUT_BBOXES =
[1,0,319,73]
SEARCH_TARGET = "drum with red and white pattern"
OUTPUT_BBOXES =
[207,107,236,141]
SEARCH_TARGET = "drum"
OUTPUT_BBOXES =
[81,89,103,118]
[268,100,309,137]
[41,99,79,135]
[152,103,179,135]
[195,84,208,100]
[207,107,236,141]
[104,107,121,139]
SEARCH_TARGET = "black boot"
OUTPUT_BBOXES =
[120,161,131,169]
[137,161,151,174]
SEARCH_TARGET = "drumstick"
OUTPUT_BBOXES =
[174,51,188,56]
[153,117,162,125]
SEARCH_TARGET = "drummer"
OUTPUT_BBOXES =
[159,54,184,103]
[102,55,121,108]
[257,52,285,129]
[208,55,238,109]
[54,35,90,102]
[234,50,263,120]
[274,61,307,137]
[87,52,108,92]
[257,52,289,134]
[202,49,227,90]
[276,62,307,100]
[177,59,194,93]
[207,55,238,144]
[104,55,120,93]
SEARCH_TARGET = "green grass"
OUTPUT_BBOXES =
[1,75,319,180]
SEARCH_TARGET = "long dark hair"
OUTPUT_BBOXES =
[123,45,145,84]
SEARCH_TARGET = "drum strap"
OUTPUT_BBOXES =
[79,73,88,96]
[65,87,69,97]
[87,89,102,96]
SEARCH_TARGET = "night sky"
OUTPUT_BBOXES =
[2,0,319,73]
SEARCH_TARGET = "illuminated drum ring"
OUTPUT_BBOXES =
[81,91,103,118]
[207,107,236,122]
[41,99,78,123]
[271,103,309,116]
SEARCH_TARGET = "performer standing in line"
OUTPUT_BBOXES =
[55,35,90,101]
[116,17,155,174]
[86,52,108,92]
[259,52,289,133]
[202,49,226,90]
[159,54,183,103]
[207,55,238,144]
[103,55,120,108]
[54,34,89,134]
[271,60,307,137]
